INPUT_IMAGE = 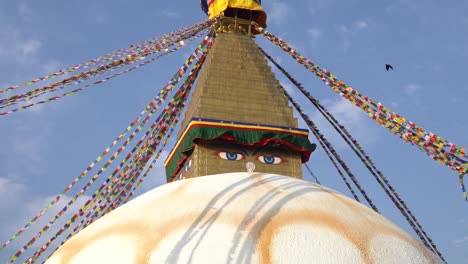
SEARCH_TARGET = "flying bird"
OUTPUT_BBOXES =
[385,64,393,71]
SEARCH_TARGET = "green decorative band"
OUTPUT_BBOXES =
[165,118,316,181]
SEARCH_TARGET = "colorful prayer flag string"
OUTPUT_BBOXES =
[1,34,213,261]
[279,85,379,212]
[30,112,168,262]
[34,38,210,263]
[253,22,467,164]
[0,28,211,117]
[262,48,445,261]
[0,23,210,109]
[253,22,467,200]
[0,18,215,94]
[460,174,467,201]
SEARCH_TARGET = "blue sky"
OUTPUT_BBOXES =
[0,0,467,262]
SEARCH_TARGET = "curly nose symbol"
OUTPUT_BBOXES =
[246,162,256,173]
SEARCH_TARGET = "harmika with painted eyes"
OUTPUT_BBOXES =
[174,139,298,181]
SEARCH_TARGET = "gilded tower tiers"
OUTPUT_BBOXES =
[164,14,316,182]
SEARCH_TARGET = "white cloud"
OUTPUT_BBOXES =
[14,135,43,162]
[159,9,181,18]
[309,98,380,149]
[453,235,468,247]
[0,175,93,260]
[308,0,335,16]
[354,20,369,32]
[148,168,168,185]
[335,24,348,34]
[404,84,422,95]
[0,192,95,262]
[335,19,373,52]
[432,65,442,72]
[390,101,400,108]
[326,99,366,125]
[341,39,351,51]
[135,150,171,194]
[95,14,106,25]
[307,27,323,43]
[0,177,25,193]
[159,149,169,161]
[336,19,371,35]
[266,54,284,71]
[279,81,295,96]
[25,194,93,252]
[16,59,72,114]
[18,3,32,18]
[0,25,41,64]
[118,139,175,200]
[269,1,290,25]
[41,59,63,75]
[27,194,93,224]
[0,177,26,210]
[384,5,394,14]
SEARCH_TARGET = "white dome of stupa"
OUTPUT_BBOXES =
[46,172,442,264]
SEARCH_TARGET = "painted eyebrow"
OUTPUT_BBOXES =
[252,146,267,156]
[239,147,250,157]
[217,144,250,157]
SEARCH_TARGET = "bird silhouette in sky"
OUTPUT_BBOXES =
[385,64,393,71]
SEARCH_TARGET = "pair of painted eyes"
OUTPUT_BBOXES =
[216,152,284,165]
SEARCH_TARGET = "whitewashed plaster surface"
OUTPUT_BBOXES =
[47,173,442,264]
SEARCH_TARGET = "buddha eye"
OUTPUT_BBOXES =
[216,152,245,161]
[256,155,284,165]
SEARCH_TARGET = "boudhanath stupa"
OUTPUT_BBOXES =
[42,1,443,263]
